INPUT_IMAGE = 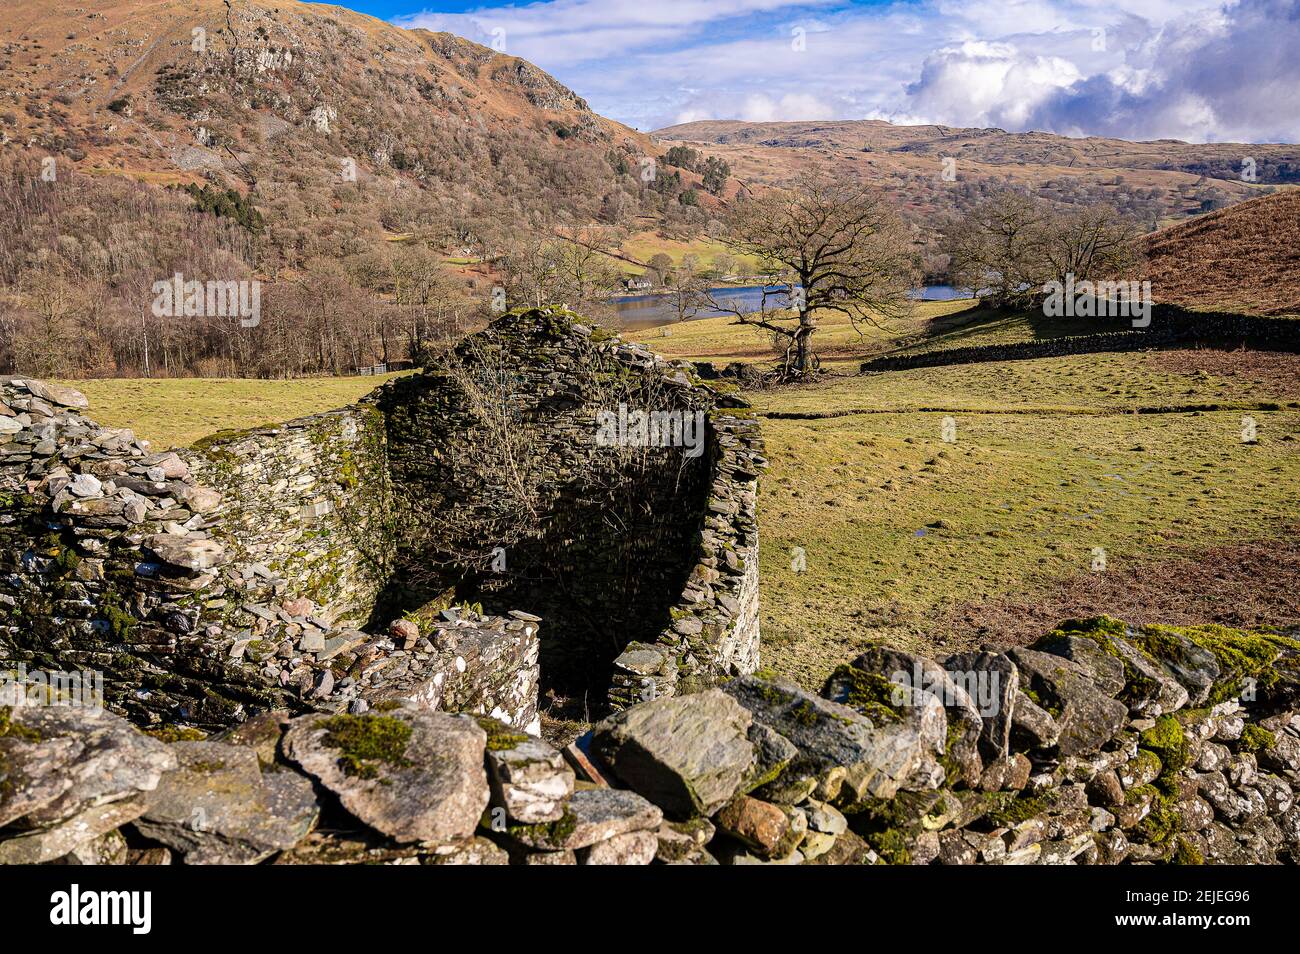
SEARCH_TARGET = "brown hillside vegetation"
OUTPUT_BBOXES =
[0,0,653,230]
[0,0,739,377]
[656,119,1300,231]
[1141,190,1300,316]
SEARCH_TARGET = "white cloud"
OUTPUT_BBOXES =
[388,0,1300,142]
[674,91,840,125]
[902,41,1084,129]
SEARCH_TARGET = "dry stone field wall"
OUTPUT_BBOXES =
[0,308,763,739]
[0,375,541,731]
[860,307,1300,374]
[4,615,1300,865]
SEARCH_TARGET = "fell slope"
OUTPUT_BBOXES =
[0,0,652,227]
[1142,190,1300,316]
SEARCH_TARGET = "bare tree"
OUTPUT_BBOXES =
[1040,206,1140,289]
[945,192,1139,308]
[944,191,1048,308]
[664,258,709,323]
[712,174,915,379]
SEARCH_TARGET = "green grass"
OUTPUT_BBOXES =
[618,232,764,277]
[752,353,1300,687]
[57,375,401,449]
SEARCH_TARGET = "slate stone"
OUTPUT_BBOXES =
[843,647,984,786]
[284,710,488,845]
[134,742,319,864]
[1008,649,1128,756]
[579,829,658,865]
[724,674,946,806]
[483,721,574,823]
[506,787,662,850]
[1031,634,1126,697]
[0,705,176,829]
[0,795,145,865]
[592,689,756,817]
[714,794,807,858]
[943,650,1019,760]
[24,380,89,409]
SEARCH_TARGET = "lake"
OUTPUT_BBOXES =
[610,285,969,327]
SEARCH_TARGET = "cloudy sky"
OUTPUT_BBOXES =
[343,0,1300,143]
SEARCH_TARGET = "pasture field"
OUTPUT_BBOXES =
[56,374,403,450]
[750,349,1300,687]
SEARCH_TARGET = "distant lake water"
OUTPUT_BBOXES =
[610,284,968,327]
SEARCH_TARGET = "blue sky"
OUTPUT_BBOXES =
[334,0,1300,142]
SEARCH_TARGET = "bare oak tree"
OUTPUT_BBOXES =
[945,191,1139,307]
[713,174,915,378]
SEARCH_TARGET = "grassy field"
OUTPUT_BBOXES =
[751,351,1300,687]
[56,375,401,450]
[617,231,764,276]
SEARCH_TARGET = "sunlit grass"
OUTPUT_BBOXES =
[751,352,1300,687]
[56,375,402,449]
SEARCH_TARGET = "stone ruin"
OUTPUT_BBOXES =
[5,308,1300,866]
[0,308,764,733]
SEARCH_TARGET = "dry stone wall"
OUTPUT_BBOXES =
[0,371,541,731]
[4,615,1298,865]
[859,306,1300,375]
[374,309,765,708]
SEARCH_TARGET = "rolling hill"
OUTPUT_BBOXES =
[0,0,659,234]
[1142,190,1300,316]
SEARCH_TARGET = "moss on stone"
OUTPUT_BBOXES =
[984,792,1049,828]
[101,603,134,641]
[1045,616,1300,709]
[1138,717,1190,779]
[1139,714,1188,774]
[1129,748,1163,781]
[145,725,208,743]
[0,706,42,742]
[1172,834,1204,865]
[826,664,903,725]
[477,716,528,751]
[320,714,413,779]
[506,807,577,847]
[1240,724,1276,753]
[864,827,912,865]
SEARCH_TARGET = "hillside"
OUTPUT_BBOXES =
[0,0,656,231]
[655,119,1300,231]
[1142,190,1300,316]
[0,0,740,379]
